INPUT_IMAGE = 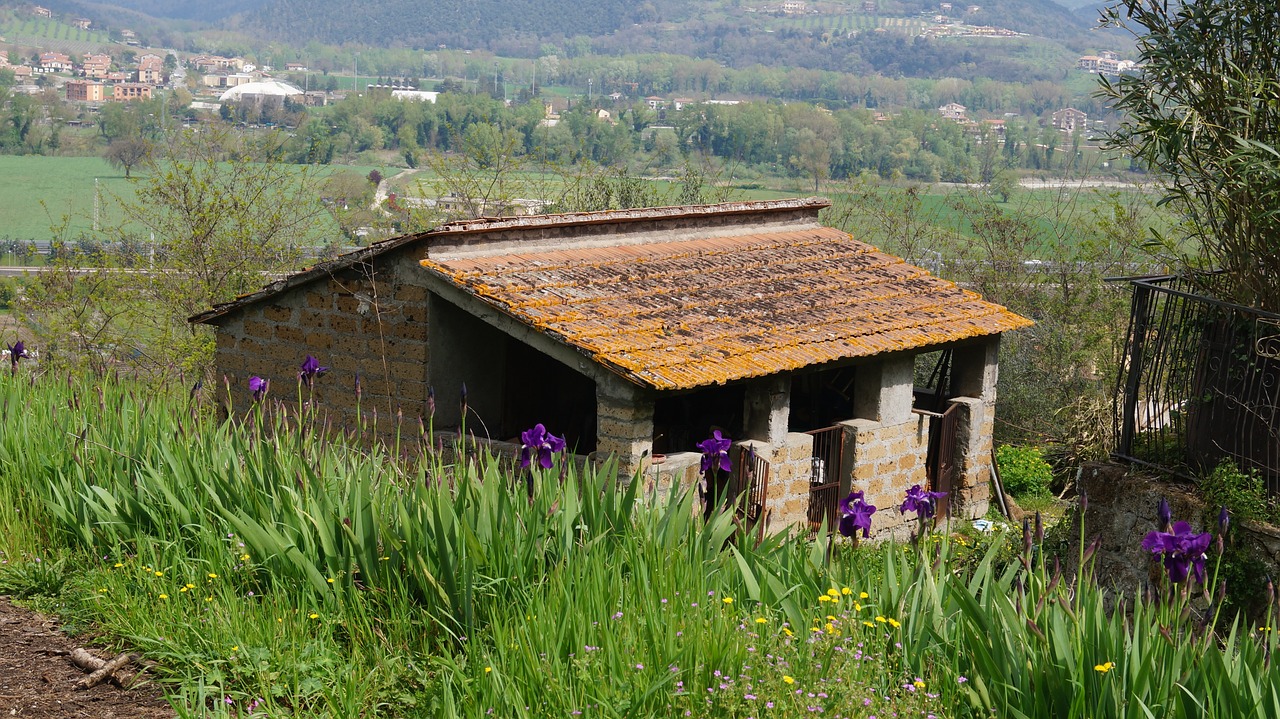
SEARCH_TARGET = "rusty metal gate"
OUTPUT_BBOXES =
[806,425,845,537]
[725,445,770,541]
[915,403,959,521]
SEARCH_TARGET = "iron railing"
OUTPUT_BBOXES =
[806,425,846,537]
[1114,275,1280,491]
[727,445,771,541]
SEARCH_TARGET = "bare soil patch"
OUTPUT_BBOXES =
[0,597,174,718]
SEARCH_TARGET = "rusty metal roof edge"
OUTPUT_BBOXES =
[189,230,433,325]
[422,197,832,238]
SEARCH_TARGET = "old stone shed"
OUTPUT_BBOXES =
[192,198,1031,537]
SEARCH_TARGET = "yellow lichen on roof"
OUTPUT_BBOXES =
[422,227,1032,390]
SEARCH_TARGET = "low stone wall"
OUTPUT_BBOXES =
[762,432,828,533]
[844,415,930,540]
[1074,463,1280,597]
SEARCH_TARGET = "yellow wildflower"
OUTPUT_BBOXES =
[826,588,839,598]
[818,595,832,603]
[1094,662,1115,673]
[888,618,901,628]
[859,592,869,599]
[782,675,795,685]
[485,667,492,674]
[158,593,169,599]
[309,613,320,620]
[756,617,768,624]
[841,587,852,595]
[722,597,734,605]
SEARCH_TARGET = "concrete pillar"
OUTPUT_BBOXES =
[595,379,654,480]
[852,353,915,424]
[948,396,993,518]
[744,375,791,446]
[952,335,1000,402]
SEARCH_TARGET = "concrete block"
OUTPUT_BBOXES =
[305,292,330,309]
[263,304,295,323]
[275,325,306,344]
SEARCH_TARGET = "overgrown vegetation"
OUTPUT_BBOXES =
[995,445,1054,499]
[1,370,1278,717]
[1101,0,1280,310]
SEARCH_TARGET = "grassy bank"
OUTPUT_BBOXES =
[0,370,1276,717]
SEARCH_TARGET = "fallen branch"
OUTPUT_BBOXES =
[69,648,105,672]
[71,650,138,690]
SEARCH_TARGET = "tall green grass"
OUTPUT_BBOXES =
[1,371,1278,717]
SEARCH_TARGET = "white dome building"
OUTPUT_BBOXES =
[219,80,303,103]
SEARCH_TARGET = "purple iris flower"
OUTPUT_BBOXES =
[696,430,733,476]
[520,423,566,470]
[1142,521,1213,584]
[298,355,328,387]
[249,375,268,401]
[1157,497,1172,531]
[900,484,947,519]
[7,340,27,370]
[838,491,877,539]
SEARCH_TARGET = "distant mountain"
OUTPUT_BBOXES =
[240,0,1095,51]
[48,0,268,22]
[248,0,693,48]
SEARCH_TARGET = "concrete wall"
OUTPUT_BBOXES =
[210,244,431,430]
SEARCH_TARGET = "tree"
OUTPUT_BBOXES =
[103,137,151,177]
[23,124,331,376]
[1100,0,1280,310]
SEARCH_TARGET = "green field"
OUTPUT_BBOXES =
[0,156,386,243]
[2,17,112,52]
[0,156,135,240]
[770,13,931,35]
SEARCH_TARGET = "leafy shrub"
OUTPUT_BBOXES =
[0,557,67,598]
[0,278,16,309]
[1201,458,1278,526]
[996,445,1054,498]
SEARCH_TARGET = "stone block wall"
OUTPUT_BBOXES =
[595,383,655,478]
[642,452,701,500]
[760,433,826,534]
[949,397,994,518]
[844,415,931,540]
[210,246,432,430]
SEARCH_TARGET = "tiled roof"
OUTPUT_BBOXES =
[422,227,1032,391]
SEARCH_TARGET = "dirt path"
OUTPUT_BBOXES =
[371,168,422,214]
[0,598,174,718]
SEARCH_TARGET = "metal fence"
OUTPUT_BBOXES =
[806,425,845,538]
[1114,275,1280,491]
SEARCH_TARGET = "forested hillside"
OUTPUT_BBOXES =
[38,0,265,22]
[250,0,692,47]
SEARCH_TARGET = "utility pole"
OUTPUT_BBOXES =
[93,178,99,233]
